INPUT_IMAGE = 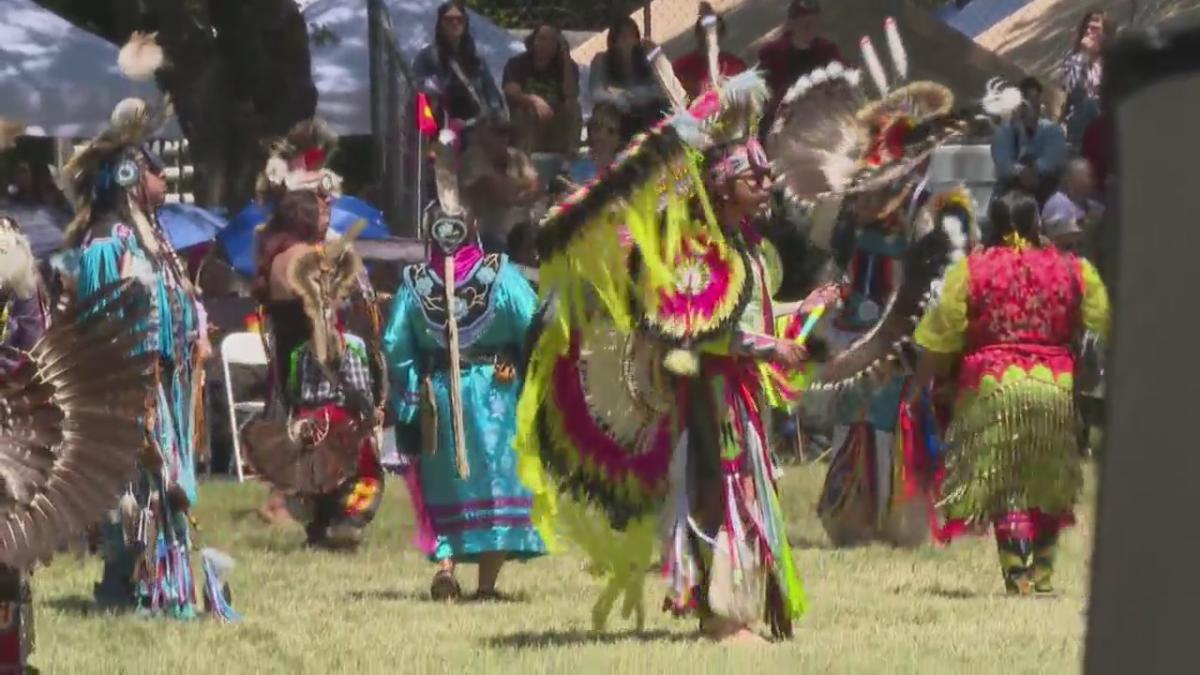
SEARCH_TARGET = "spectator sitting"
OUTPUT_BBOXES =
[588,17,668,142]
[757,0,841,140]
[1060,10,1116,149]
[566,103,623,188]
[503,23,582,157]
[459,116,543,253]
[991,77,1067,204]
[671,3,747,99]
[412,1,504,129]
[1042,158,1103,255]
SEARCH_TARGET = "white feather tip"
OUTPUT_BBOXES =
[884,17,908,82]
[859,37,889,98]
[982,79,1023,118]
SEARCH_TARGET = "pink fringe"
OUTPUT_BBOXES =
[400,464,438,555]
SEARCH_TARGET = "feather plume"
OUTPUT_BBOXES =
[118,32,164,81]
[981,78,1023,119]
[432,130,462,216]
[701,13,721,89]
[884,18,908,83]
[645,46,689,113]
[859,36,889,99]
[767,71,869,197]
[0,281,154,569]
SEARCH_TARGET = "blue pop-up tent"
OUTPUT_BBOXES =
[217,195,391,276]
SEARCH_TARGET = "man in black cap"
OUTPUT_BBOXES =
[757,0,842,139]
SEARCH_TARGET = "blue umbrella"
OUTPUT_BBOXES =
[157,203,228,251]
[217,196,391,276]
[329,195,390,240]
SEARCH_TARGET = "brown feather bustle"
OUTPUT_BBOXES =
[0,281,155,569]
[241,414,367,496]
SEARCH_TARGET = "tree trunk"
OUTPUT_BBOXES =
[150,0,316,210]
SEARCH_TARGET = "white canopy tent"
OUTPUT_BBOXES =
[0,0,160,138]
[304,0,525,135]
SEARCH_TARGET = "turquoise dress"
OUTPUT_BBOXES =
[384,252,545,563]
[60,221,201,618]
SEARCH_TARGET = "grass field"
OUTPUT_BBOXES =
[31,463,1092,674]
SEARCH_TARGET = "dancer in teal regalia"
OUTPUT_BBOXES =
[384,130,545,601]
[55,98,212,618]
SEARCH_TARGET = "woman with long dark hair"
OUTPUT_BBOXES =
[910,192,1110,595]
[1060,9,1116,148]
[413,1,505,126]
[587,17,667,140]
[502,23,582,156]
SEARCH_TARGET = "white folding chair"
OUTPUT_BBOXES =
[219,331,268,482]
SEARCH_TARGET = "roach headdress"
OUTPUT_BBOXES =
[259,117,343,200]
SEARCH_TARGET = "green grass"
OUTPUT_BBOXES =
[32,463,1092,674]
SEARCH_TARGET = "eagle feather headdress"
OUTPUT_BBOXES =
[60,97,174,253]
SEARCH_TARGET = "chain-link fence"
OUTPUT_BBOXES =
[368,0,424,238]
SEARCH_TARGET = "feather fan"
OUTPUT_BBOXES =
[0,281,154,569]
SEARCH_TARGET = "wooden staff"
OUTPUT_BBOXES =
[444,255,469,479]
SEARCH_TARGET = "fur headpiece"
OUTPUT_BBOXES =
[0,217,37,301]
[768,18,1021,200]
[285,222,365,370]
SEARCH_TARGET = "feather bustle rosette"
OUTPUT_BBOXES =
[241,409,368,496]
[0,281,155,569]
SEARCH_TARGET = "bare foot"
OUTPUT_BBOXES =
[257,502,295,525]
[701,618,768,645]
[721,627,768,645]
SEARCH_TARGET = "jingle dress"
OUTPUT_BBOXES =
[385,247,546,563]
[70,221,204,617]
[915,240,1109,591]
